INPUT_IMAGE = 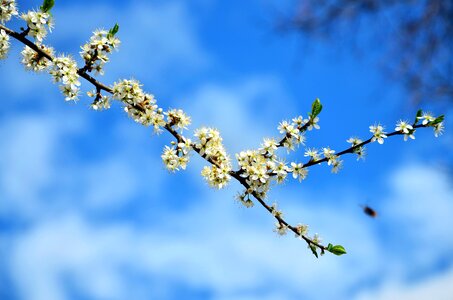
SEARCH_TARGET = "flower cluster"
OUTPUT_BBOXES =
[21,44,53,71]
[0,0,18,23]
[80,29,120,75]
[277,118,306,152]
[195,128,231,189]
[49,55,81,101]
[21,9,53,43]
[0,28,9,58]
[112,79,166,133]
[161,138,192,172]
[369,123,387,144]
[165,108,191,132]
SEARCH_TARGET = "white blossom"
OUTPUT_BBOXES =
[80,29,120,75]
[304,148,320,161]
[112,79,145,106]
[166,108,191,131]
[0,28,10,59]
[369,123,387,144]
[49,55,81,101]
[274,222,288,236]
[21,45,53,71]
[260,138,279,155]
[434,122,444,137]
[195,127,231,188]
[161,146,180,172]
[0,0,18,23]
[418,112,435,125]
[307,116,320,130]
[21,9,54,43]
[290,162,308,182]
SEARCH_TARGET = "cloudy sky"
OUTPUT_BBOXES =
[1,0,452,299]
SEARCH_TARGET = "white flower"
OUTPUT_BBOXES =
[307,116,320,130]
[304,148,320,161]
[295,223,309,238]
[395,120,415,141]
[21,45,54,71]
[201,165,231,189]
[260,138,278,155]
[21,9,54,43]
[0,0,18,23]
[290,162,308,182]
[322,147,335,158]
[0,29,10,59]
[161,146,180,172]
[434,122,444,137]
[165,108,191,131]
[369,123,387,144]
[112,79,145,105]
[49,55,81,101]
[274,222,288,236]
[418,112,435,125]
[80,29,120,75]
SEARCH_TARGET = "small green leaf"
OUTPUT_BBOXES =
[327,243,347,256]
[429,115,444,126]
[310,98,323,118]
[108,23,120,38]
[309,245,319,258]
[40,0,55,12]
[414,109,423,124]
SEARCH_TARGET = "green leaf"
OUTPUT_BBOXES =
[40,0,55,12]
[414,109,423,124]
[327,243,347,256]
[309,245,319,258]
[108,23,120,38]
[310,98,323,118]
[430,115,444,126]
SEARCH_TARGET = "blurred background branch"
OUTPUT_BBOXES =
[277,0,453,105]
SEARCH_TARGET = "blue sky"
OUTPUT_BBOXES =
[1,0,452,299]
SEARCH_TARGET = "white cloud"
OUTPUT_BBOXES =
[356,268,453,300]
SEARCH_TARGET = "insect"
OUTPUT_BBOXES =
[361,205,378,218]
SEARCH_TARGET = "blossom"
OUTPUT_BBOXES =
[290,162,308,182]
[369,123,387,144]
[295,223,309,238]
[434,122,444,137]
[304,148,320,161]
[395,120,415,141]
[322,147,335,158]
[0,0,18,23]
[418,112,435,125]
[195,127,231,188]
[201,165,231,189]
[112,79,145,106]
[87,90,111,111]
[307,116,320,130]
[0,29,10,59]
[21,9,54,43]
[49,55,81,101]
[80,29,120,75]
[260,138,279,155]
[161,146,180,172]
[21,45,53,71]
[274,222,288,236]
[165,108,191,131]
[347,137,365,160]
